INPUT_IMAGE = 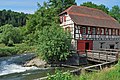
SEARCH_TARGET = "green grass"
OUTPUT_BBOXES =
[73,61,120,80]
[0,43,36,57]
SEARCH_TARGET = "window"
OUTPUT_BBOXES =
[64,16,66,22]
[116,29,118,35]
[82,27,86,34]
[60,16,66,23]
[113,29,115,35]
[97,28,100,34]
[76,29,79,33]
[101,28,104,35]
[109,29,111,35]
[75,26,81,34]
[60,17,63,23]
[106,28,109,35]
[92,28,96,34]
[110,45,114,49]
[100,42,104,49]
[88,27,91,34]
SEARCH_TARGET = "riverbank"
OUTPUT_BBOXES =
[0,43,36,57]
[72,61,120,80]
[0,43,51,68]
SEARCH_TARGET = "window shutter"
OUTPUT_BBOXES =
[64,16,66,22]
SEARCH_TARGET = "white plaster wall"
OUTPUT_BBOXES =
[60,14,77,50]
[60,14,74,39]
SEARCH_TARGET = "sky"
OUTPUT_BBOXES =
[0,0,120,14]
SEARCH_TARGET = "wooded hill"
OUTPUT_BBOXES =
[0,10,28,27]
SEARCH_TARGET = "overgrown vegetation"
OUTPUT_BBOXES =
[25,0,75,62]
[37,24,71,62]
[48,70,72,80]
[47,61,120,80]
[76,61,120,80]
[0,43,36,57]
[0,24,23,46]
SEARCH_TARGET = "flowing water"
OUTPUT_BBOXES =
[0,53,75,80]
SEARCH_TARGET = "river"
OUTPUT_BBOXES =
[0,53,75,80]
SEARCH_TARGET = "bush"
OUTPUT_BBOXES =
[47,70,72,80]
[37,24,71,63]
[0,47,18,57]
[8,38,14,46]
[0,24,23,46]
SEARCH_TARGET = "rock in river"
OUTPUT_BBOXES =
[24,57,47,68]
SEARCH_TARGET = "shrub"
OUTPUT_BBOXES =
[0,47,18,57]
[47,70,72,80]
[0,24,23,46]
[37,24,71,63]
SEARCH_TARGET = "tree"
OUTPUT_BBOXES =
[49,0,76,14]
[109,5,120,23]
[0,24,23,46]
[26,0,76,35]
[80,2,109,14]
[36,24,71,62]
[25,1,72,62]
[26,2,61,43]
[0,9,28,27]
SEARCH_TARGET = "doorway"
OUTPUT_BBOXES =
[85,42,89,50]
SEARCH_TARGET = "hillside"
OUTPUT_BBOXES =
[0,10,28,27]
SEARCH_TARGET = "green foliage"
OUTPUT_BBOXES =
[49,0,76,14]
[80,2,109,14]
[74,61,120,80]
[48,70,72,80]
[36,24,71,62]
[26,0,76,34]
[0,47,18,57]
[0,9,28,27]
[109,5,120,23]
[0,24,23,46]
[15,43,36,54]
[0,43,36,57]
[25,0,74,62]
[8,38,14,46]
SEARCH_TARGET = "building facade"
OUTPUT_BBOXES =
[59,5,120,51]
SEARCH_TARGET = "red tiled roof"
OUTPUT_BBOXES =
[59,5,120,29]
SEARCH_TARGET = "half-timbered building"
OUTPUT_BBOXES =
[59,5,120,51]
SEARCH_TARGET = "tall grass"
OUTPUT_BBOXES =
[74,61,120,80]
